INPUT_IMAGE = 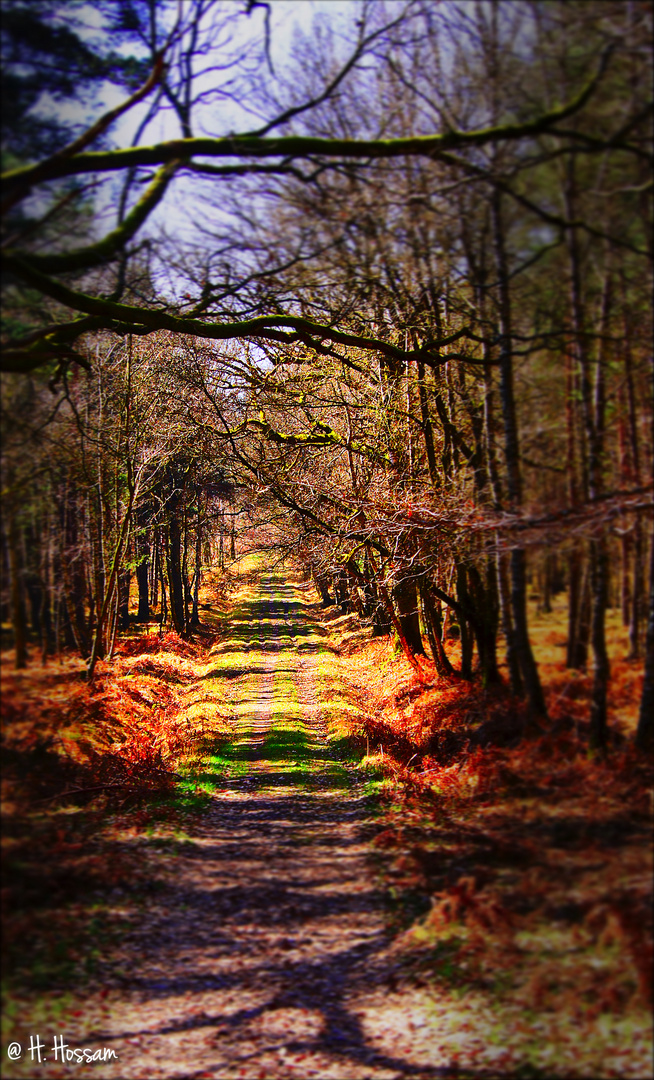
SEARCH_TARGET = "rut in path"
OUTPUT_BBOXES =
[26,570,480,1080]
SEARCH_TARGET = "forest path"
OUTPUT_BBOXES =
[48,570,480,1080]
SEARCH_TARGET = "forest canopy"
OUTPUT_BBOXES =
[1,0,653,746]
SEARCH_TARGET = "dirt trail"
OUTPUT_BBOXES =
[5,569,651,1080]
[11,571,480,1080]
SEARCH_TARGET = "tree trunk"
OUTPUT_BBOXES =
[69,559,89,654]
[624,285,643,659]
[25,571,44,643]
[456,562,474,680]
[567,547,591,670]
[360,562,377,620]
[167,517,186,634]
[136,559,150,622]
[589,539,610,749]
[629,520,644,658]
[635,534,654,750]
[497,550,523,695]
[392,573,426,657]
[182,508,192,626]
[58,485,90,656]
[417,359,439,488]
[346,561,366,617]
[541,554,554,614]
[492,188,547,720]
[483,362,521,694]
[566,165,611,745]
[510,549,547,717]
[621,532,631,628]
[190,518,201,627]
[135,503,150,622]
[8,515,28,669]
[60,591,78,650]
[367,545,426,680]
[313,571,334,607]
[219,506,225,570]
[87,488,135,680]
[150,530,159,611]
[108,580,120,659]
[30,535,54,659]
[158,538,168,632]
[567,561,581,669]
[118,567,131,630]
[40,533,54,660]
[420,581,454,677]
[333,569,351,613]
[467,560,500,686]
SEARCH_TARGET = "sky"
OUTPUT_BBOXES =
[16,0,417,315]
[44,1,368,144]
[29,0,375,285]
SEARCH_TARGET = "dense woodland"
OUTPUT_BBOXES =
[2,0,653,747]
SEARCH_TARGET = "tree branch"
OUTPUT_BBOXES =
[1,50,612,193]
[2,253,475,371]
[20,161,180,274]
[1,54,166,212]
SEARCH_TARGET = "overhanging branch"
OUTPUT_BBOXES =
[1,48,612,193]
[3,253,477,371]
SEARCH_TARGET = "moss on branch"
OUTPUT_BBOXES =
[238,416,385,462]
[23,162,180,274]
[1,51,611,191]
[2,255,474,372]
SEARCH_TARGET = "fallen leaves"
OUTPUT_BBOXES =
[317,595,652,1074]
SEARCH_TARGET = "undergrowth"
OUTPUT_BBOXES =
[2,564,651,1078]
[316,603,652,1073]
[1,573,239,1001]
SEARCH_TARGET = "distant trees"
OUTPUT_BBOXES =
[1,0,652,741]
[218,0,650,737]
[1,332,235,673]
